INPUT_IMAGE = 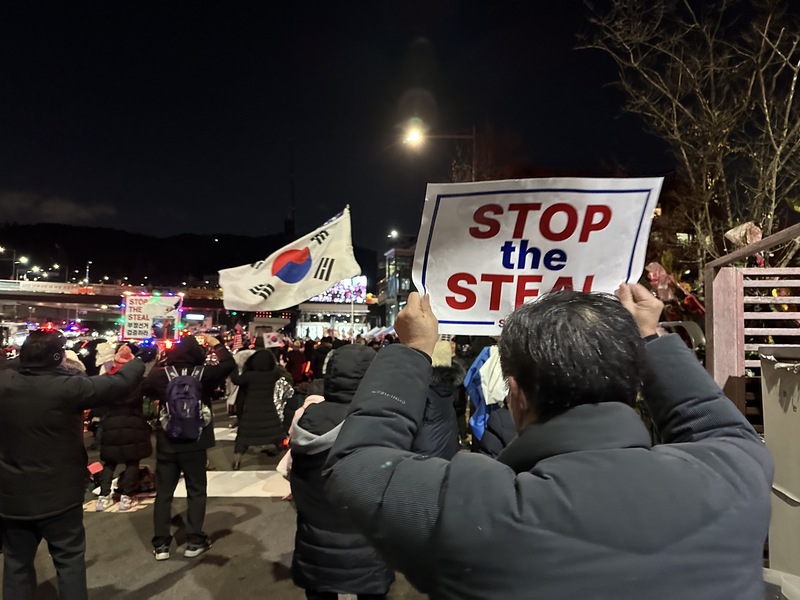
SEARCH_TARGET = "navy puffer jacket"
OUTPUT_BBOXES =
[290,344,393,595]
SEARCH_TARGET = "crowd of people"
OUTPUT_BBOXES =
[0,285,775,599]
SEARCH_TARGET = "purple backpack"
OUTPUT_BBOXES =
[163,366,205,440]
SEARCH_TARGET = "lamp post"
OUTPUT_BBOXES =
[15,256,29,280]
[404,125,477,182]
[85,260,92,284]
[0,246,16,279]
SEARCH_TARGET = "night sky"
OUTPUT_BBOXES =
[1,1,672,252]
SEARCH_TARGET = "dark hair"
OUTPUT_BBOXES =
[20,330,66,369]
[498,290,644,423]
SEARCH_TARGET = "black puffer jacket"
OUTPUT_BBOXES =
[290,344,393,595]
[231,349,291,447]
[0,359,144,519]
[100,378,153,464]
[142,337,234,456]
[412,362,464,460]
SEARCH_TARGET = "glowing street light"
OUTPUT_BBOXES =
[404,128,424,147]
[18,256,29,265]
[388,230,399,239]
[402,122,477,181]
[31,266,41,273]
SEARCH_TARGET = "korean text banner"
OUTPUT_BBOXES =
[219,207,361,311]
[122,294,182,340]
[412,177,663,336]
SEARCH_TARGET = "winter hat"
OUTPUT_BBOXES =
[95,342,116,367]
[64,350,86,372]
[431,340,454,368]
[166,335,206,366]
[114,345,134,365]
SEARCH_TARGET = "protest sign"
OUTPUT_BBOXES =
[412,177,663,335]
[121,294,183,340]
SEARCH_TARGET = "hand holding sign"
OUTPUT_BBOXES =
[395,292,439,358]
[615,283,664,338]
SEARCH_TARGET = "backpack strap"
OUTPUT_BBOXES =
[191,366,204,380]
[165,366,179,381]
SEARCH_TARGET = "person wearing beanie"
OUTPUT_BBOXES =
[142,334,234,561]
[0,329,149,600]
[96,344,154,512]
[410,340,462,460]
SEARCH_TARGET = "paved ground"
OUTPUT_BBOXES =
[0,405,424,600]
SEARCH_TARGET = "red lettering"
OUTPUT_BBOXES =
[540,203,578,242]
[550,275,595,293]
[446,273,477,309]
[515,275,543,307]
[551,277,575,292]
[579,205,612,242]
[480,274,515,311]
[508,203,542,238]
[469,204,503,239]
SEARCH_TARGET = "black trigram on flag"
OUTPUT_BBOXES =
[314,257,335,281]
[249,283,275,300]
[251,260,265,270]
[310,230,330,245]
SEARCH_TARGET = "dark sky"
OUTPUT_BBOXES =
[0,1,671,251]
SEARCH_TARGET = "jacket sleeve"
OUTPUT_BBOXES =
[323,345,449,591]
[68,358,145,410]
[202,345,235,384]
[230,370,251,386]
[142,367,167,400]
[642,334,773,475]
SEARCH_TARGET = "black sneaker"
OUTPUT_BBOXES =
[184,539,212,558]
[153,545,170,561]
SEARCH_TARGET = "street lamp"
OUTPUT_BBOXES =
[15,256,29,280]
[85,261,92,283]
[403,124,477,181]
[0,246,16,279]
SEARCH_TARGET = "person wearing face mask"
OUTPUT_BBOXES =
[323,287,773,600]
[0,330,151,600]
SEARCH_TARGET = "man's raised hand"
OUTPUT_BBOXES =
[395,292,439,358]
[615,283,664,338]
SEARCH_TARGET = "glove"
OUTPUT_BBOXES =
[136,346,158,364]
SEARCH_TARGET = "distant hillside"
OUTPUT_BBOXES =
[0,223,378,290]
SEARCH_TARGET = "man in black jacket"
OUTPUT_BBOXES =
[142,334,234,561]
[0,330,147,600]
[324,287,773,600]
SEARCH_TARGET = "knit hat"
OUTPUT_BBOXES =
[431,340,454,367]
[114,345,134,365]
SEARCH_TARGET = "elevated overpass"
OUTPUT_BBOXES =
[0,280,226,325]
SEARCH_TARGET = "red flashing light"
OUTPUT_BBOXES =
[165,339,174,349]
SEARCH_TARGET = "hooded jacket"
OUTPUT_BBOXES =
[411,361,464,460]
[0,358,145,519]
[231,349,293,447]
[323,336,773,600]
[141,337,234,455]
[290,344,393,595]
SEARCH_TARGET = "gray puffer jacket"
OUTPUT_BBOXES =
[323,336,773,600]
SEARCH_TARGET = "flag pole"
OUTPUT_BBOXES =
[350,297,355,343]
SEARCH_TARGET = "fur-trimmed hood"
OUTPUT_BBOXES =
[429,362,466,395]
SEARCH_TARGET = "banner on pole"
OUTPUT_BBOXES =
[219,207,361,311]
[412,177,663,335]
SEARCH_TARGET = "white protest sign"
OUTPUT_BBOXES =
[121,294,183,340]
[412,177,663,336]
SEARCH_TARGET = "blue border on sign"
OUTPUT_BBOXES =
[421,187,654,326]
